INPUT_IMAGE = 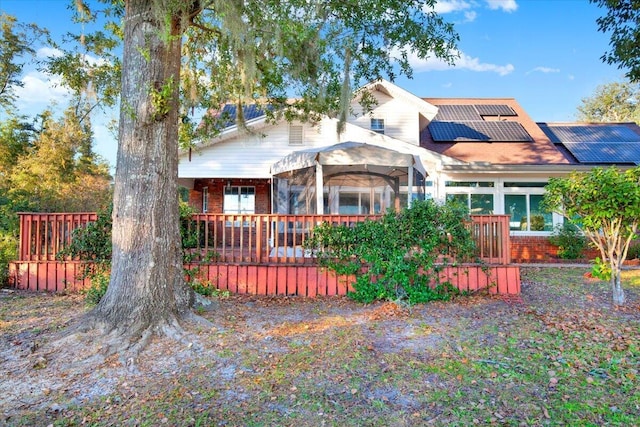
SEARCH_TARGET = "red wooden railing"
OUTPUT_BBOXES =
[18,212,98,262]
[17,212,511,265]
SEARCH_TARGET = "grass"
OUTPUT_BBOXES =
[1,267,639,426]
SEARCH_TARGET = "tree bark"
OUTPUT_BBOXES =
[611,269,626,306]
[91,0,193,341]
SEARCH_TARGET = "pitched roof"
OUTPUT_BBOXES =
[420,98,569,165]
[538,122,640,165]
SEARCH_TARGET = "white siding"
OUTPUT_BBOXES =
[348,91,419,145]
[178,119,340,178]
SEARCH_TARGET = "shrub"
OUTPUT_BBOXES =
[627,242,640,260]
[83,268,110,306]
[548,222,588,260]
[305,199,477,304]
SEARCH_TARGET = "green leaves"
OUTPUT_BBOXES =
[306,200,476,304]
[543,166,640,305]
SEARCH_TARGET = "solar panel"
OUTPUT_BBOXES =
[540,124,640,143]
[433,105,480,121]
[475,104,517,117]
[218,104,267,128]
[429,121,532,142]
[562,142,640,165]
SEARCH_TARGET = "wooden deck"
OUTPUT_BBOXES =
[9,212,519,295]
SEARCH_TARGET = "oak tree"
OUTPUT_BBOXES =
[60,0,459,351]
[592,0,640,81]
[577,80,640,122]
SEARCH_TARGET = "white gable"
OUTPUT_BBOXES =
[347,79,439,145]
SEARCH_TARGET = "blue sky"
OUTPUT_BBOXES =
[0,0,628,168]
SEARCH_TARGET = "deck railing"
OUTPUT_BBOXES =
[18,212,98,262]
[16,212,511,265]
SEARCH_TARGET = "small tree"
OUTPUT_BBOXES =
[543,166,640,305]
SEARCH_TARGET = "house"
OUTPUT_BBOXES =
[178,79,640,262]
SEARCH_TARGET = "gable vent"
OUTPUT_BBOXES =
[289,125,304,145]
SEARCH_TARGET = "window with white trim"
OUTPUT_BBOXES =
[224,186,255,214]
[445,181,495,214]
[370,118,385,134]
[503,182,553,232]
[202,187,209,213]
[289,125,303,145]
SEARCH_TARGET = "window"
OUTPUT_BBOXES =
[224,186,255,214]
[505,194,552,232]
[289,125,303,145]
[445,181,495,214]
[370,118,385,134]
[503,181,555,233]
[447,193,494,214]
[202,187,209,213]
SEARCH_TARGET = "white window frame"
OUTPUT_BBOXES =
[202,186,209,213]
[223,186,256,214]
[370,118,385,134]
[502,181,562,236]
[444,181,496,215]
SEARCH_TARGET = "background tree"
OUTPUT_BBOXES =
[0,107,111,285]
[8,107,112,212]
[543,166,640,305]
[577,80,640,122]
[53,0,458,351]
[592,0,640,81]
[0,13,46,111]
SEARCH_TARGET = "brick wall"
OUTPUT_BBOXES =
[511,235,598,263]
[189,178,271,214]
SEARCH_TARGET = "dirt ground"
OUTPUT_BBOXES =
[1,267,639,426]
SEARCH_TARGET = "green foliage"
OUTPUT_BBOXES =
[576,80,640,122]
[549,222,588,260]
[591,257,612,281]
[83,268,110,306]
[149,76,175,120]
[626,242,640,260]
[189,277,229,298]
[543,166,640,304]
[0,13,46,110]
[50,1,459,147]
[6,108,112,213]
[305,200,477,304]
[592,0,640,82]
[59,205,113,263]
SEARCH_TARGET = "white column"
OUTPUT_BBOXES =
[407,165,414,207]
[315,161,324,214]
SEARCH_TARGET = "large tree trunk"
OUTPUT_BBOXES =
[91,0,193,343]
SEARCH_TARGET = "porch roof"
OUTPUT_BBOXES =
[270,141,427,177]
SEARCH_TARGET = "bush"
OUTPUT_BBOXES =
[627,242,640,260]
[0,234,17,287]
[305,199,477,304]
[548,222,588,260]
[84,268,110,306]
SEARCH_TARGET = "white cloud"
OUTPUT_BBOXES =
[36,47,63,59]
[485,0,518,12]
[464,11,478,22]
[432,0,473,14]
[526,66,560,75]
[402,49,514,76]
[15,70,71,109]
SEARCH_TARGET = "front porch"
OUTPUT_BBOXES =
[8,212,520,296]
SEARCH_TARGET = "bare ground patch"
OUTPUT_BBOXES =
[1,267,639,426]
